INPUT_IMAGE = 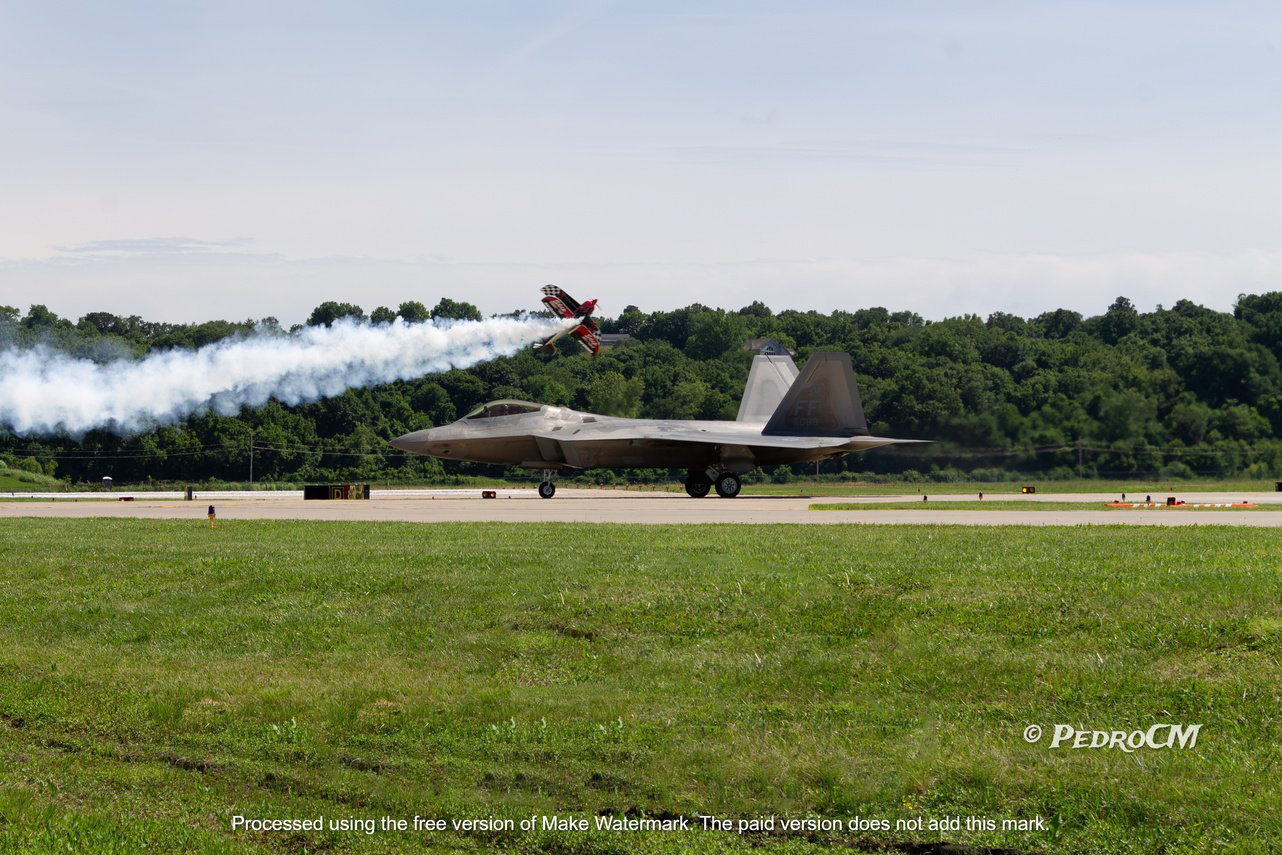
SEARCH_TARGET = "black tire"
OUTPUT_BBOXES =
[714,472,741,498]
[685,476,712,498]
[538,482,556,499]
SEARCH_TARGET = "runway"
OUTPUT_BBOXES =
[4,488,1282,526]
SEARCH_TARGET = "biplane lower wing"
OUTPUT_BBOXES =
[572,323,600,355]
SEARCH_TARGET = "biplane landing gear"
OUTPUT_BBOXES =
[538,472,556,499]
[714,472,742,498]
[685,471,712,498]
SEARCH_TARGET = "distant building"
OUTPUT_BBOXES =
[742,337,794,356]
[600,333,635,350]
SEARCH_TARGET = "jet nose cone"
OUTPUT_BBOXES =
[389,428,432,452]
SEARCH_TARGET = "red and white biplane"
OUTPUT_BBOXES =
[533,285,601,355]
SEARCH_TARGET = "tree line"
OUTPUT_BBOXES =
[4,293,1282,486]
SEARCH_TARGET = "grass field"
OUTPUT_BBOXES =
[0,471,64,492]
[1,520,1279,854]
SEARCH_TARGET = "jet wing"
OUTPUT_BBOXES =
[531,423,920,469]
[539,419,912,447]
[601,427,852,449]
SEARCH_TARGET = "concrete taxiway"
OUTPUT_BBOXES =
[3,488,1282,526]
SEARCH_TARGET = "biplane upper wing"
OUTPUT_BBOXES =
[540,285,581,319]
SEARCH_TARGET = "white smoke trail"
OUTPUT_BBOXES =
[0,315,573,437]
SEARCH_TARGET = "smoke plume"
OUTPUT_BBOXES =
[0,315,572,437]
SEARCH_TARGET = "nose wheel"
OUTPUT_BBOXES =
[538,475,556,499]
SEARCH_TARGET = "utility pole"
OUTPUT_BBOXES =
[249,429,254,487]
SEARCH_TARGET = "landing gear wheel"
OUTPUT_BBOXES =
[538,481,556,499]
[685,475,712,498]
[714,472,741,498]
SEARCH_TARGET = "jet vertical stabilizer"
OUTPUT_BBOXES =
[761,352,869,437]
[736,354,800,423]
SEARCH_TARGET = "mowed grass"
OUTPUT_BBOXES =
[0,520,1279,854]
[0,472,64,492]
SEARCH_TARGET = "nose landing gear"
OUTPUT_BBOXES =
[538,472,556,499]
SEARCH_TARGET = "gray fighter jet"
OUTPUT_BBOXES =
[389,351,924,498]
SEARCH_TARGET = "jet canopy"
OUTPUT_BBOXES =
[464,400,544,420]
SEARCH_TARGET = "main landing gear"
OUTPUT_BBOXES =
[714,472,742,498]
[538,472,556,499]
[685,469,742,498]
[685,473,711,498]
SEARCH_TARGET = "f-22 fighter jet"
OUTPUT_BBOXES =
[390,350,925,498]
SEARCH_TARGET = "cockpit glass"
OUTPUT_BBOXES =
[464,400,542,420]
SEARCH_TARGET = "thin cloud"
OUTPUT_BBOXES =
[52,237,257,256]
[674,137,1022,168]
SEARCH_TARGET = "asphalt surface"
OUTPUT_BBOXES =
[4,488,1282,526]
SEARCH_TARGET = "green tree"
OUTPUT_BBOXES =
[23,305,69,331]
[685,311,749,360]
[430,298,482,322]
[397,300,431,323]
[1097,296,1140,344]
[652,379,709,420]
[1094,389,1157,442]
[584,372,643,417]
[611,304,646,335]
[737,300,773,320]
[306,302,367,327]
[521,376,572,407]
[1032,308,1082,339]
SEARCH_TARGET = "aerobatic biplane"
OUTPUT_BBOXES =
[533,285,600,355]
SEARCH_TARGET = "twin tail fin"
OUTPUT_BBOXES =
[762,352,869,437]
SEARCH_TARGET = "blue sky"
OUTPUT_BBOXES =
[1,1,1279,324]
